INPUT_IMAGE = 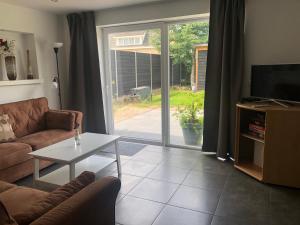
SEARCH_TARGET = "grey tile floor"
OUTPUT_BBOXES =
[17,144,300,225]
[108,145,300,225]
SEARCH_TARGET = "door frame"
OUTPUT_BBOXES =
[99,16,209,149]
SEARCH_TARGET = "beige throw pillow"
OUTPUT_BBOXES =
[0,114,16,143]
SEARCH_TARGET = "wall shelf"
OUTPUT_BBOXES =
[0,79,43,87]
[0,29,39,82]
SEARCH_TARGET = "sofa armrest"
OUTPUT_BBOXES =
[48,110,83,130]
[29,177,121,225]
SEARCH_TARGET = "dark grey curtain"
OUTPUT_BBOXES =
[202,0,245,159]
[67,12,106,133]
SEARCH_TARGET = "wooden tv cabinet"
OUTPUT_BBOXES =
[234,103,300,188]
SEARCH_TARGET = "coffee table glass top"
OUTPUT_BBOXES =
[29,132,120,163]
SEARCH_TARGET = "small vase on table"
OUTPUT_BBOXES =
[74,123,81,146]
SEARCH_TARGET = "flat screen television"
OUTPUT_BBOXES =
[251,64,300,103]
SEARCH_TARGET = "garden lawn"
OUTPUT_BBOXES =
[113,88,205,122]
[142,88,205,108]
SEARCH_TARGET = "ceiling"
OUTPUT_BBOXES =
[0,0,171,14]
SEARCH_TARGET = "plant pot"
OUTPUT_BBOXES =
[181,123,203,146]
[5,55,17,80]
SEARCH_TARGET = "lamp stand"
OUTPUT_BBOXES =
[54,47,62,109]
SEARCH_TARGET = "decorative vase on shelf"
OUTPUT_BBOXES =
[26,49,34,79]
[5,55,17,80]
[0,55,5,81]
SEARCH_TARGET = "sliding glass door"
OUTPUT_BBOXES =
[101,19,209,149]
[103,24,165,143]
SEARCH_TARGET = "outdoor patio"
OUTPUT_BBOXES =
[115,108,186,145]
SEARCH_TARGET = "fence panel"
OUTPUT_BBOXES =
[136,53,151,88]
[115,51,136,96]
[110,50,184,97]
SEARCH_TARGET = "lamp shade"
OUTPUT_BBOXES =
[53,42,63,48]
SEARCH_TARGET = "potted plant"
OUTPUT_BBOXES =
[175,101,204,146]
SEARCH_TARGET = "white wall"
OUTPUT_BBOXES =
[0,2,60,108]
[244,0,300,95]
[95,0,210,26]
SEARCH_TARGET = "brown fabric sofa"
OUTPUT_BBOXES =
[0,98,83,183]
[0,175,121,225]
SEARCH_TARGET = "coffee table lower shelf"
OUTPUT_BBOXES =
[35,155,116,188]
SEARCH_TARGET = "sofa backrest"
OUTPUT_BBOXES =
[0,98,49,138]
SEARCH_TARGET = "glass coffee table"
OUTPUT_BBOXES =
[29,132,121,188]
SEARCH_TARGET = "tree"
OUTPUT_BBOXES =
[150,21,209,85]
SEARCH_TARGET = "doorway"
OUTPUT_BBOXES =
[101,18,209,149]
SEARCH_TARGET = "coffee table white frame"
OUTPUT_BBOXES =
[29,133,121,187]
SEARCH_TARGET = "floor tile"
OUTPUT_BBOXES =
[169,185,220,213]
[147,165,189,184]
[116,193,125,203]
[131,150,166,164]
[269,186,300,204]
[161,155,197,169]
[269,187,300,225]
[117,174,143,194]
[215,191,269,222]
[142,145,166,153]
[211,215,269,225]
[153,205,212,225]
[116,196,164,225]
[166,147,202,158]
[224,172,270,196]
[128,178,178,203]
[183,171,228,190]
[122,161,157,177]
[269,204,300,225]
[192,156,234,175]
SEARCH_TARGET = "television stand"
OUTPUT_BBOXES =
[252,99,290,108]
[235,103,300,188]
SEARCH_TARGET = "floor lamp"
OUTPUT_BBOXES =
[53,42,63,109]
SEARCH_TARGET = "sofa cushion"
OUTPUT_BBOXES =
[17,129,75,150]
[45,111,75,131]
[0,143,32,170]
[0,201,18,225]
[0,187,48,225]
[55,110,83,129]
[0,98,49,138]
[10,172,95,225]
[0,114,16,143]
[0,181,16,194]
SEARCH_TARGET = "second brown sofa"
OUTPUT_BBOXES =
[0,172,121,225]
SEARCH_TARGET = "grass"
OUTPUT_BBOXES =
[151,88,205,108]
[114,87,205,109]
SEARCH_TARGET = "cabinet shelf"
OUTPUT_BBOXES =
[241,133,265,144]
[235,162,263,181]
